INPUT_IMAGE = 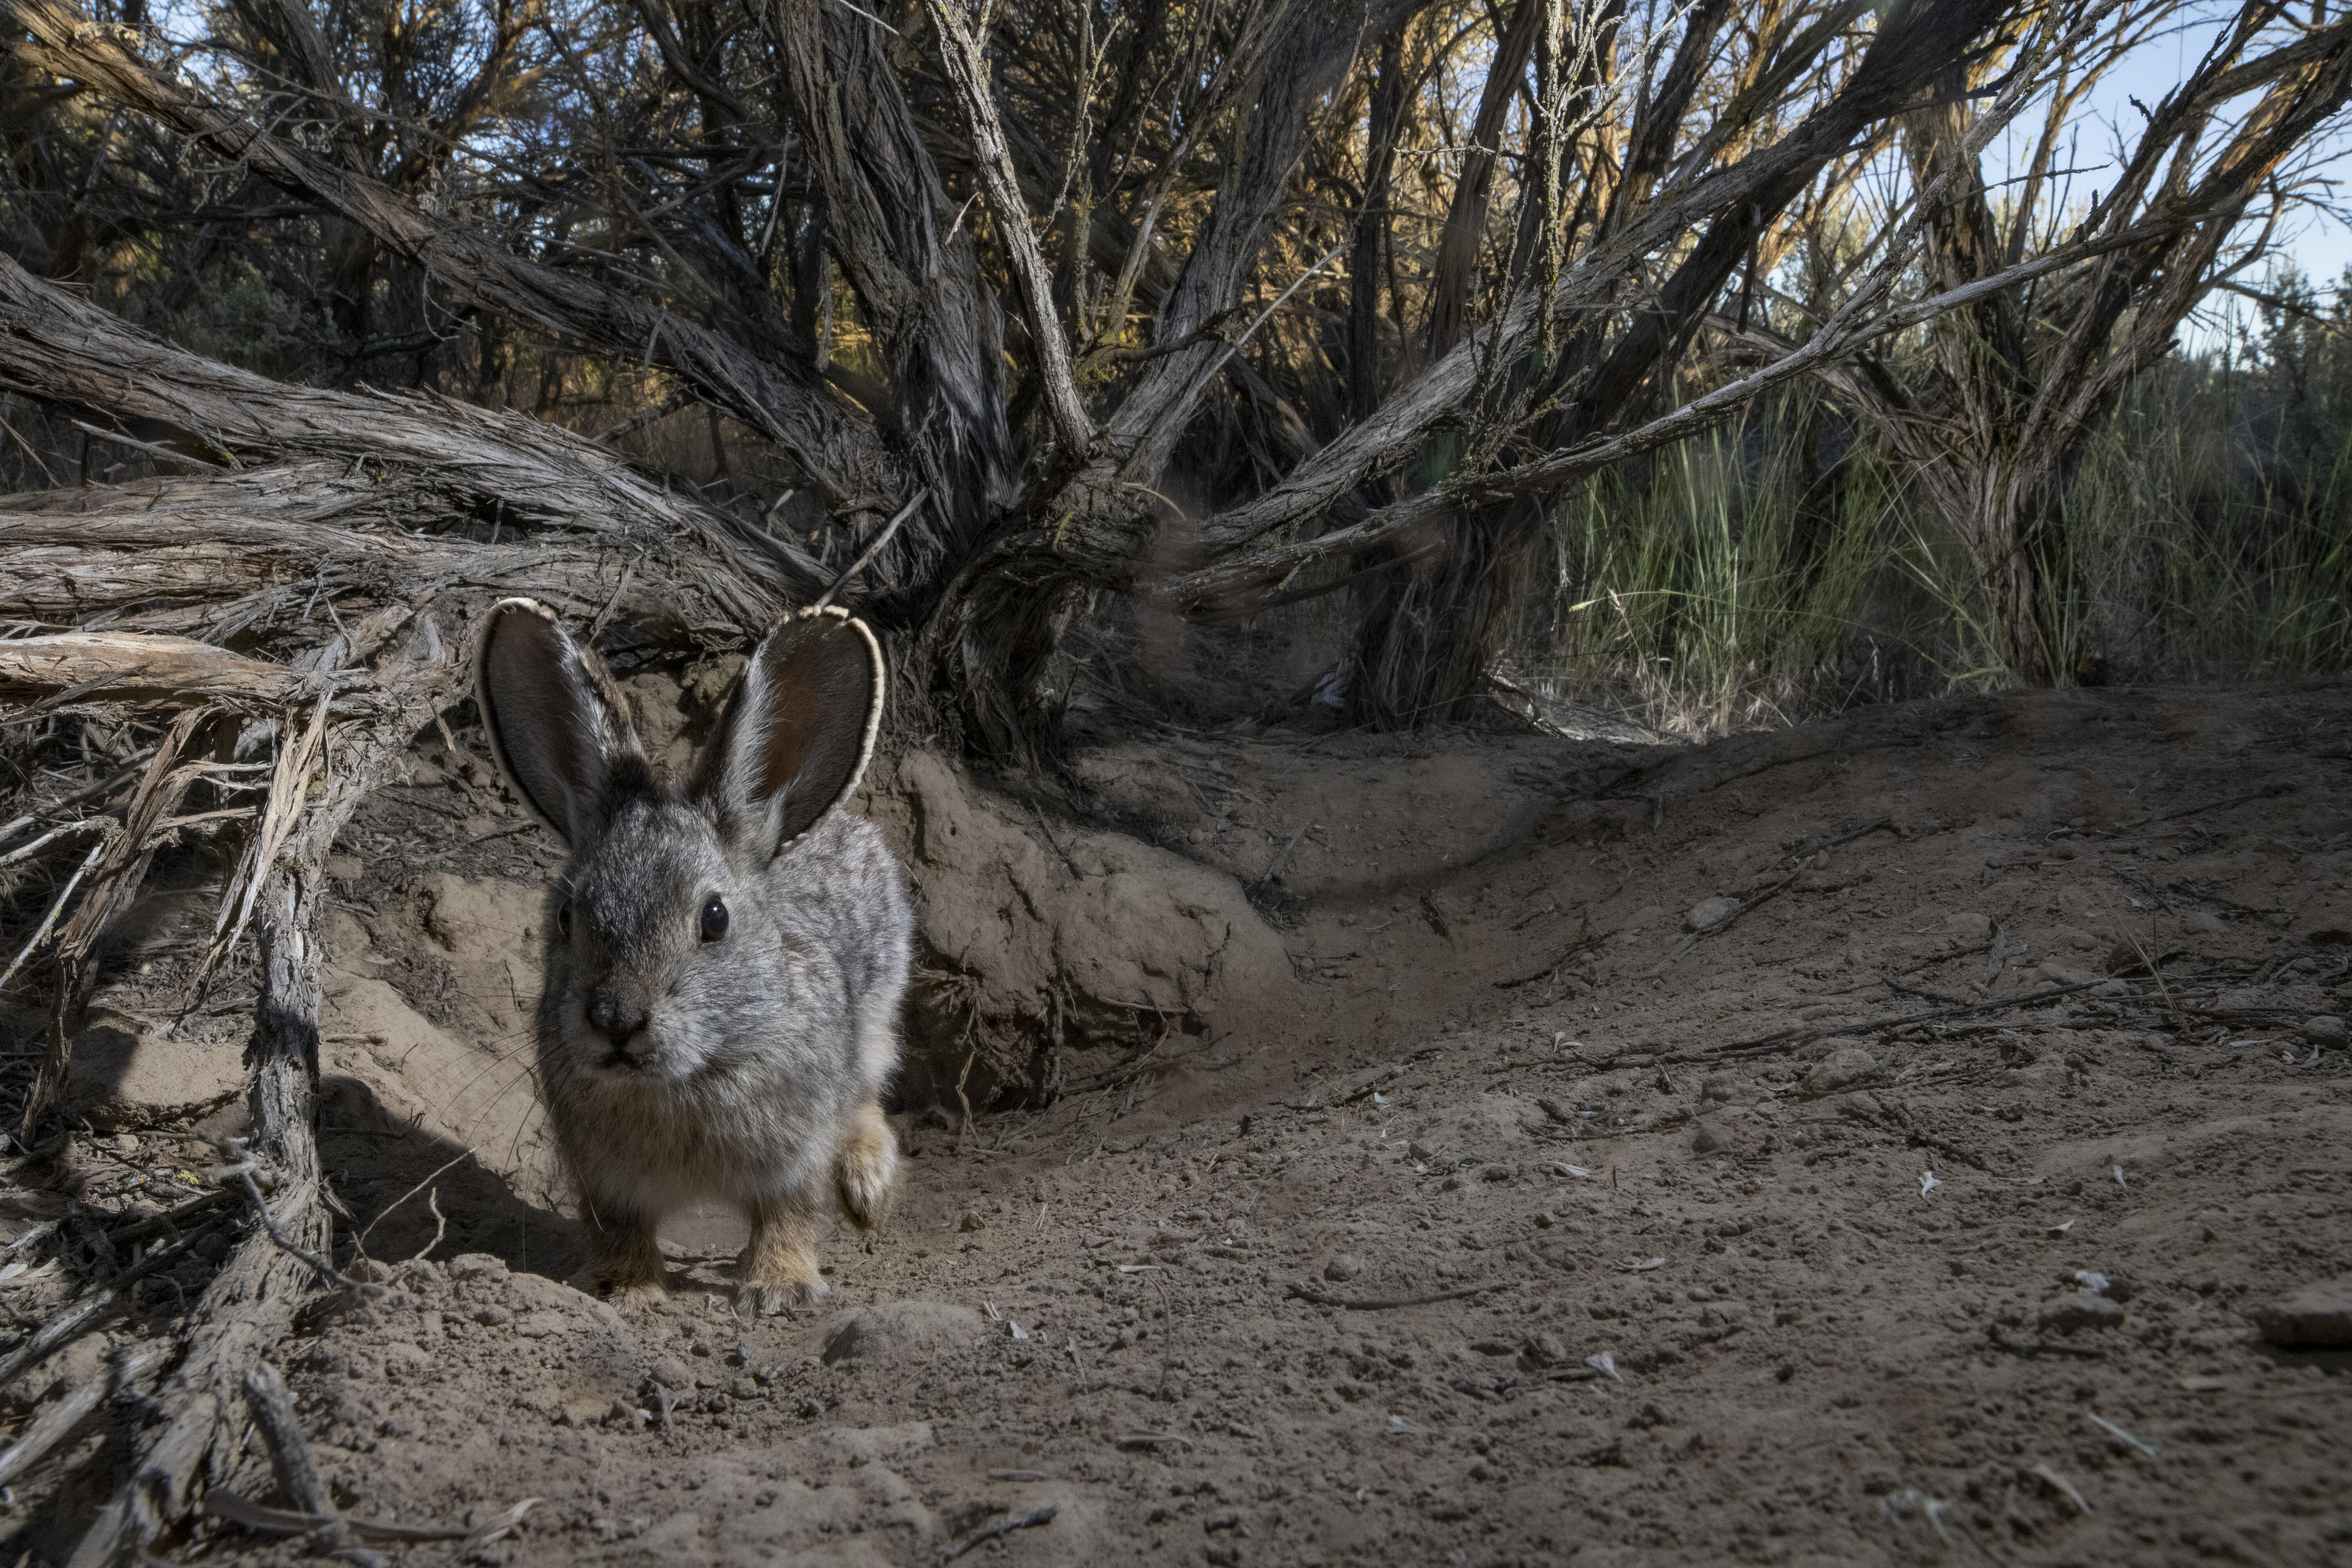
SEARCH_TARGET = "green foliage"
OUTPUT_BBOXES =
[1515,303,2352,734]
[1522,386,1914,736]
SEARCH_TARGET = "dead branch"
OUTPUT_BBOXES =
[0,257,792,628]
[0,1217,231,1393]
[0,1343,166,1490]
[920,0,1093,452]
[0,464,775,646]
[65,630,462,1568]
[1149,212,2193,617]
[1,0,904,514]
[0,634,314,710]
[242,1359,379,1564]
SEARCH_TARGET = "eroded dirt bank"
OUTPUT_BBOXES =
[10,681,2352,1567]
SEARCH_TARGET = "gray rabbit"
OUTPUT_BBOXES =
[473,598,911,1312]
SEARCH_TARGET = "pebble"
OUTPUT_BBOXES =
[1323,1254,1363,1283]
[1685,897,1742,932]
[1801,1046,1878,1098]
[2037,1292,2125,1336]
[957,1211,986,1232]
[2252,1274,2352,1348]
[2299,1016,2347,1049]
[820,1300,987,1365]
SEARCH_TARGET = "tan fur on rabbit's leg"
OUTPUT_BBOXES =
[834,1099,898,1231]
[580,1203,667,1303]
[739,1189,828,1315]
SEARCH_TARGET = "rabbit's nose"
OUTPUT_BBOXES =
[587,989,651,1058]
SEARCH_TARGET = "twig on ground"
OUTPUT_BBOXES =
[939,1505,1057,1564]
[103,1188,235,1248]
[1285,1282,1504,1310]
[1881,976,1973,1006]
[238,1171,370,1294]
[1250,823,1312,893]
[2,1219,59,1259]
[1836,1105,1992,1172]
[200,1491,481,1543]
[1987,1327,2107,1360]
[2153,782,2294,825]
[242,1359,382,1566]
[0,814,110,869]
[0,759,145,851]
[407,1189,449,1266]
[1026,796,1084,880]
[353,1147,475,1261]
[1582,978,2122,1071]
[2119,929,2187,1034]
[1494,925,1606,989]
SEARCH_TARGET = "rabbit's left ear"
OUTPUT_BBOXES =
[695,606,884,857]
[474,597,652,845]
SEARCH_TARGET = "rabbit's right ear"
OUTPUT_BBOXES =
[474,599,651,844]
[695,606,885,858]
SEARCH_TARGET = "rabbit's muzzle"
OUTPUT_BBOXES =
[586,977,655,1068]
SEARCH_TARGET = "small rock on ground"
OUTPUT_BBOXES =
[2039,1292,2127,1336]
[1686,897,1742,932]
[1802,1046,1878,1097]
[821,1301,986,1365]
[2252,1274,2352,1348]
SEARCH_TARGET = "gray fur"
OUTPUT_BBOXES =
[539,803,910,1217]
[475,600,912,1306]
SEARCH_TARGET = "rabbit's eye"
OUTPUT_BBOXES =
[558,902,572,938]
[700,895,729,943]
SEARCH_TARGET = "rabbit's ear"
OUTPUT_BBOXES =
[474,598,652,844]
[697,606,884,857]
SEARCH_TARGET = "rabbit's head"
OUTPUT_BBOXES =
[472,599,884,1087]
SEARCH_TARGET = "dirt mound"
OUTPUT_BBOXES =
[875,749,1303,1107]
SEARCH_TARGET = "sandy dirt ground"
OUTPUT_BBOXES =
[7,679,2352,1567]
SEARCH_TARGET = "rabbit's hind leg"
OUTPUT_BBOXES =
[579,1202,668,1304]
[834,1098,899,1231]
[739,1189,828,1315]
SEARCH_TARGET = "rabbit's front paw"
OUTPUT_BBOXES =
[835,1100,900,1231]
[580,1216,667,1303]
[739,1201,825,1315]
[736,1274,830,1316]
[602,1275,671,1307]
